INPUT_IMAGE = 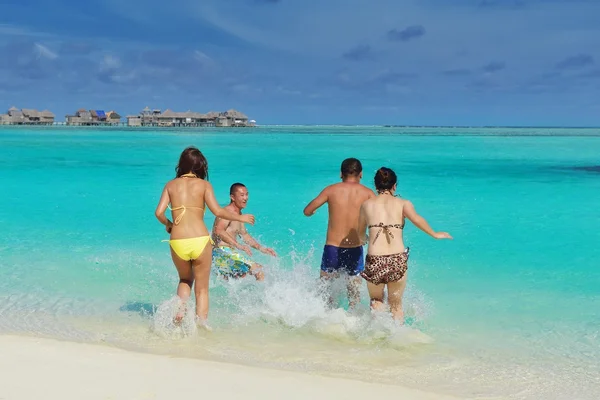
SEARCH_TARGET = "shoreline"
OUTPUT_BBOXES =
[0,334,463,400]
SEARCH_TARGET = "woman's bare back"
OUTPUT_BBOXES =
[362,195,406,256]
[167,177,210,239]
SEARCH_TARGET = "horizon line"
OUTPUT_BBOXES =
[1,123,599,129]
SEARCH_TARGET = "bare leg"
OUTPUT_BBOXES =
[169,247,193,323]
[249,263,265,281]
[387,274,408,323]
[191,243,213,325]
[346,276,362,310]
[366,281,386,313]
[319,271,337,308]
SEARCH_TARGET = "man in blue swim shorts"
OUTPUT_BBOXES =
[211,183,277,281]
[304,158,376,308]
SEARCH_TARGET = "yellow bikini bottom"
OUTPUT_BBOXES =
[165,236,214,261]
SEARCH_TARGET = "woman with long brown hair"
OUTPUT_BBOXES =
[155,146,254,328]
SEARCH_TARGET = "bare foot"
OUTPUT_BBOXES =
[173,301,187,325]
[196,317,213,332]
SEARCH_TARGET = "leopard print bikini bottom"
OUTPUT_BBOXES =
[360,248,410,285]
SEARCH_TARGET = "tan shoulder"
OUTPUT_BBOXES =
[362,185,377,197]
[324,182,342,193]
[400,198,413,207]
[362,196,376,206]
[164,179,176,189]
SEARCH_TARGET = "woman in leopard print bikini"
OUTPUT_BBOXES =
[357,167,452,323]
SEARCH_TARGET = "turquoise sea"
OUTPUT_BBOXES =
[1,126,599,399]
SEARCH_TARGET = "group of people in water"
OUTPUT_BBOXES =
[155,146,452,329]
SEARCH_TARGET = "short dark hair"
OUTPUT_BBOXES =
[230,182,246,195]
[341,158,362,177]
[374,167,397,192]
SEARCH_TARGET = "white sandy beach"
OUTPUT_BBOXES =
[0,335,462,400]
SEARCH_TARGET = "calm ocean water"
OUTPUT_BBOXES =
[1,126,599,399]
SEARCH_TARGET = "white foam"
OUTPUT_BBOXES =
[149,245,435,348]
[152,296,198,339]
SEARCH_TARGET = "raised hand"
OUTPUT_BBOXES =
[241,214,255,225]
[261,247,277,257]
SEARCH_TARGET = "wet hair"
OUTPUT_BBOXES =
[341,158,362,177]
[230,182,246,195]
[175,146,209,180]
[374,167,397,193]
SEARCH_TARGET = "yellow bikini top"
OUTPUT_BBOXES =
[169,172,205,225]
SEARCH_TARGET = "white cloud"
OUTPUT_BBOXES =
[101,54,121,70]
[34,43,58,60]
[193,50,217,69]
[0,24,51,37]
[192,0,411,56]
[187,0,600,76]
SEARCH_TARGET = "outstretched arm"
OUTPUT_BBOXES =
[240,225,277,257]
[303,188,329,217]
[155,184,173,233]
[205,183,255,225]
[403,200,452,239]
[214,217,244,249]
[214,218,254,256]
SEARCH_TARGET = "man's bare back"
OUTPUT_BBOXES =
[304,158,376,248]
[319,181,375,247]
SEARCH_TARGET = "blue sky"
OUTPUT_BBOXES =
[1,0,599,126]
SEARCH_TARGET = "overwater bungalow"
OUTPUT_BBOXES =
[66,109,122,126]
[0,106,55,125]
[127,106,163,127]
[125,107,254,128]
[216,109,250,127]
[127,107,206,127]
[65,109,92,126]
[106,111,122,125]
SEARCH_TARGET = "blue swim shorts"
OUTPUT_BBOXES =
[320,245,364,276]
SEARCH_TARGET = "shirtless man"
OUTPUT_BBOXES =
[211,183,277,281]
[303,158,376,308]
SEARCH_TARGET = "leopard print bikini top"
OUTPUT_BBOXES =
[368,221,405,243]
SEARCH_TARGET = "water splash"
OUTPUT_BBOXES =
[151,296,198,339]
[149,246,435,348]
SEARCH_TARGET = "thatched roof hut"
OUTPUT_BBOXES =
[224,109,249,120]
[106,111,121,120]
[22,109,40,118]
[8,106,22,117]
